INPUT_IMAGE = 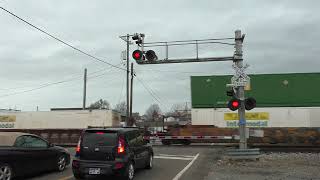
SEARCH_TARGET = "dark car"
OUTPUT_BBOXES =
[72,127,154,180]
[0,132,70,180]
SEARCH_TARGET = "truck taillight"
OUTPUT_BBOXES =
[117,136,125,154]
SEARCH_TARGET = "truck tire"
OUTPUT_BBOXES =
[161,140,171,145]
[182,140,191,145]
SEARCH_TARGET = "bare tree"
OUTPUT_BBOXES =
[89,99,111,109]
[145,104,162,121]
[166,103,191,117]
[114,101,127,115]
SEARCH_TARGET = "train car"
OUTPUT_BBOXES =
[0,110,121,146]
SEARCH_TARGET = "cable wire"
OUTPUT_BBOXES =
[135,68,172,105]
[0,6,127,71]
[136,76,169,111]
[0,65,121,98]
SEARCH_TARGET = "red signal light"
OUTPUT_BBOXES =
[232,101,239,108]
[228,98,240,111]
[132,50,143,61]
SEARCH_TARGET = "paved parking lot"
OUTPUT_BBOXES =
[26,145,224,180]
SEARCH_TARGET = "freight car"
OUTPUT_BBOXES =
[0,110,122,146]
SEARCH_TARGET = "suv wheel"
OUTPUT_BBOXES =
[0,164,13,180]
[120,162,135,180]
[145,154,153,169]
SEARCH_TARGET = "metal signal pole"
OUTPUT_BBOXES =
[126,35,130,126]
[234,30,247,149]
[130,63,134,119]
[83,68,87,110]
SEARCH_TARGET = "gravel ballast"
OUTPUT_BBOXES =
[205,152,320,180]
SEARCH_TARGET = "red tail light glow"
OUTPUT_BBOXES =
[117,136,125,154]
[96,132,104,135]
[76,139,81,155]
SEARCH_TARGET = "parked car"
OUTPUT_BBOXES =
[72,127,154,180]
[0,132,70,180]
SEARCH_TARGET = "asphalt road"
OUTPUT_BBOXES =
[26,145,224,180]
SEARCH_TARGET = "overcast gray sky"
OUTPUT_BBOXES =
[0,0,319,114]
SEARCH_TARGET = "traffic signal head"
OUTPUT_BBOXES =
[132,35,139,40]
[245,97,256,110]
[226,89,235,97]
[145,50,158,61]
[132,33,144,44]
[135,40,142,44]
[228,98,240,111]
[132,50,143,61]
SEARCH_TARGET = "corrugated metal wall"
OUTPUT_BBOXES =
[191,73,320,108]
[0,110,120,129]
[192,107,320,127]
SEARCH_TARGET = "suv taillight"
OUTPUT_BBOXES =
[75,138,81,157]
[117,136,125,154]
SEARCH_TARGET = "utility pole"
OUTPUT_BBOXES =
[83,68,87,110]
[162,115,165,132]
[234,30,247,149]
[126,35,130,126]
[130,63,134,119]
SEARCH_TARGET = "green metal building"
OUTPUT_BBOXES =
[191,73,320,108]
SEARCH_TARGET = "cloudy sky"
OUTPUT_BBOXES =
[0,0,319,114]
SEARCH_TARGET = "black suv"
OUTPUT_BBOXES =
[72,127,153,180]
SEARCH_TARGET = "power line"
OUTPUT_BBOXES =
[0,6,127,71]
[0,65,120,92]
[136,77,162,106]
[0,66,120,98]
[87,63,123,80]
[136,76,169,111]
[136,69,172,105]
[0,77,82,98]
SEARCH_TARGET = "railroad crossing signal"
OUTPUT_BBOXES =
[227,97,256,111]
[132,49,158,62]
[226,88,256,111]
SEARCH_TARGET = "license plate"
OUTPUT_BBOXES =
[89,168,101,175]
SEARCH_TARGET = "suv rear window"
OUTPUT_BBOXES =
[82,130,118,146]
